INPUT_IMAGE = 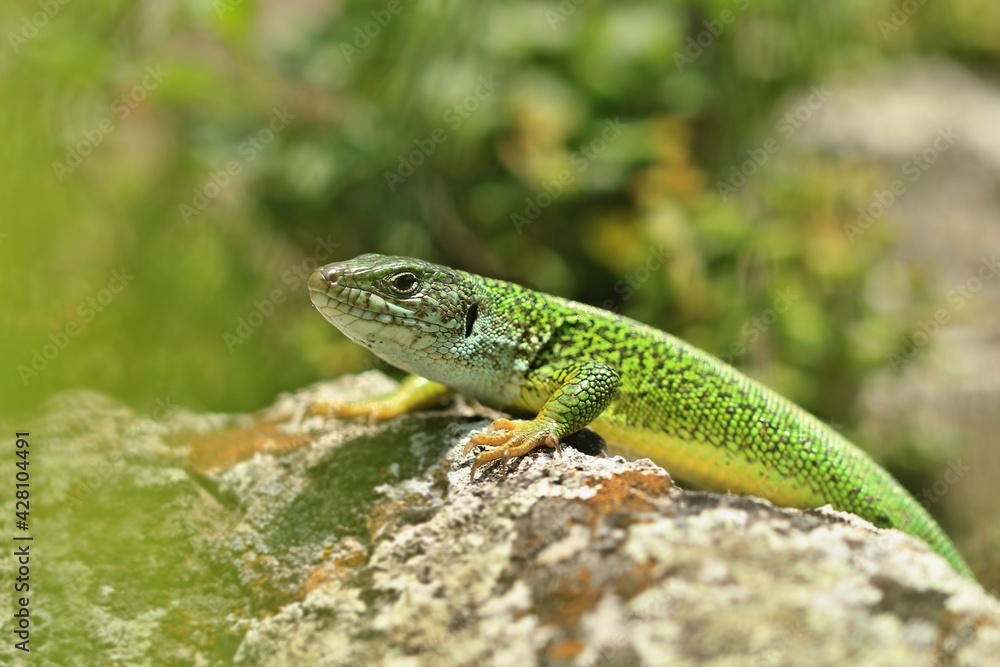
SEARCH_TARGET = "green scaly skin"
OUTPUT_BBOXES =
[307,253,974,579]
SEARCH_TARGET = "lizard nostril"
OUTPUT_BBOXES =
[321,263,345,283]
[310,263,346,292]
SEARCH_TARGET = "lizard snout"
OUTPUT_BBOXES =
[310,262,346,290]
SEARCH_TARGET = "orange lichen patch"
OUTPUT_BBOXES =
[612,559,661,601]
[332,546,367,570]
[242,554,299,611]
[298,543,368,599]
[300,565,338,597]
[535,557,664,638]
[546,638,585,660]
[564,574,603,624]
[583,470,678,515]
[537,567,602,628]
[184,421,311,473]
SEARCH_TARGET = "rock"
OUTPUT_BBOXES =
[4,372,998,666]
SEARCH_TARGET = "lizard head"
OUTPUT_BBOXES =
[308,253,481,376]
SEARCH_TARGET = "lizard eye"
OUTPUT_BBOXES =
[389,272,419,295]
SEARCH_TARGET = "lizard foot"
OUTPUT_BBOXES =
[462,418,561,481]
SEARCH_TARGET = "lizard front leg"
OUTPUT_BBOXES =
[463,361,620,480]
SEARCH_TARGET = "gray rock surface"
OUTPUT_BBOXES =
[4,372,999,666]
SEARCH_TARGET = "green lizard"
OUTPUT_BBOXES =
[306,253,974,579]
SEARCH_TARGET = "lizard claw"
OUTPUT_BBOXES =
[462,419,518,457]
[463,417,561,481]
[546,433,561,456]
[486,418,517,434]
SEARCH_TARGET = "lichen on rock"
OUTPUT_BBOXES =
[6,372,998,667]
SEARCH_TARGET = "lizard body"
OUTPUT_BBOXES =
[307,253,973,579]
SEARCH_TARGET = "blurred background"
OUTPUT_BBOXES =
[1,0,998,585]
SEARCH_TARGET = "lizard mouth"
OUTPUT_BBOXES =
[308,267,444,331]
[308,269,400,325]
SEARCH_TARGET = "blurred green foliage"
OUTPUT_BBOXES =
[2,0,998,426]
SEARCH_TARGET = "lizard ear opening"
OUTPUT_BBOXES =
[465,302,479,338]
